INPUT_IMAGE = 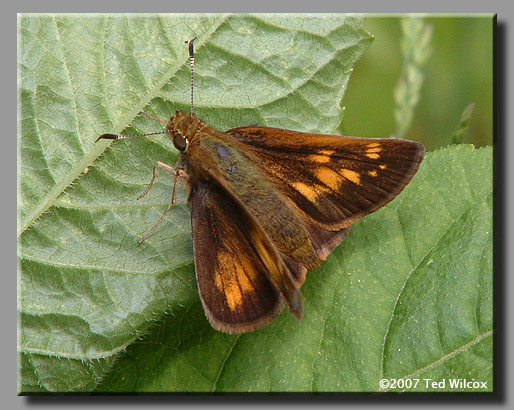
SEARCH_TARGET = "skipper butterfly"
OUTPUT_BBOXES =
[97,38,424,333]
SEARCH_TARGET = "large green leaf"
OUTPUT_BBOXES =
[18,14,376,392]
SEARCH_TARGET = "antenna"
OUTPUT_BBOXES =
[95,130,168,142]
[95,111,168,142]
[96,36,198,143]
[187,37,197,115]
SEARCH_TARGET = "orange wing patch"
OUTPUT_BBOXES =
[308,154,331,163]
[340,168,361,185]
[315,166,361,191]
[315,166,342,190]
[215,252,256,312]
[307,150,336,164]
[365,142,383,159]
[291,181,323,203]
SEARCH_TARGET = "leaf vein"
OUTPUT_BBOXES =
[212,335,241,392]
[379,330,493,392]
[379,201,486,379]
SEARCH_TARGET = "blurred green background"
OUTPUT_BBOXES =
[342,16,494,151]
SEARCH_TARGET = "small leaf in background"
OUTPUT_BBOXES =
[452,103,476,144]
[394,17,433,138]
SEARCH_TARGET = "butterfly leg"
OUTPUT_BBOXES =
[139,110,167,124]
[138,161,188,244]
[137,161,184,200]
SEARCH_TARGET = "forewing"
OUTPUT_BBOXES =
[189,180,301,334]
[227,126,425,231]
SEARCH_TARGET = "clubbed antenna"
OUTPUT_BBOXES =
[95,111,167,142]
[188,37,197,115]
[95,130,167,142]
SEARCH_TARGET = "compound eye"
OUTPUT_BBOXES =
[173,132,187,151]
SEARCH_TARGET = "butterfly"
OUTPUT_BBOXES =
[97,38,424,333]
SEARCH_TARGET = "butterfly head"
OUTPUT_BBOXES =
[167,110,206,152]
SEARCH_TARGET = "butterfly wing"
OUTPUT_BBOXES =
[226,126,425,231]
[189,180,302,333]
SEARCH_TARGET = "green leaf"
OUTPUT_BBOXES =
[18,14,374,392]
[94,145,492,393]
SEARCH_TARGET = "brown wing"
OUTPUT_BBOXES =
[189,180,302,334]
[226,126,424,231]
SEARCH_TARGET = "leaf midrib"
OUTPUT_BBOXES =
[17,15,229,239]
